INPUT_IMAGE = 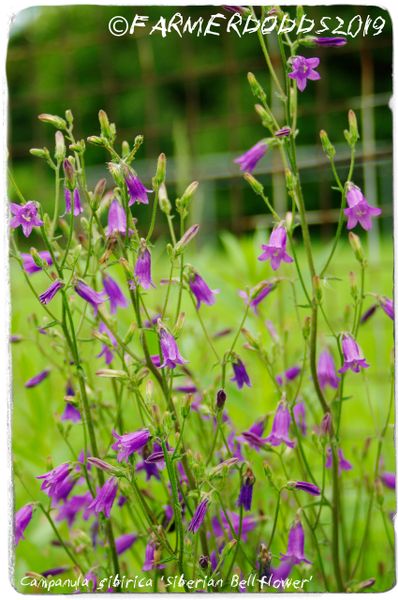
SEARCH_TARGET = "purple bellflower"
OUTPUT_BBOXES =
[231,356,251,389]
[234,141,268,173]
[74,280,106,315]
[237,468,255,511]
[189,270,218,308]
[239,281,275,314]
[115,533,138,555]
[107,199,127,235]
[87,477,118,518]
[276,365,301,386]
[10,201,43,237]
[188,498,209,533]
[21,251,52,274]
[142,541,165,571]
[314,37,347,47]
[380,297,394,320]
[238,420,265,450]
[293,402,307,435]
[381,472,396,490]
[258,225,293,271]
[318,350,340,389]
[39,280,64,305]
[97,322,117,365]
[344,183,381,231]
[326,447,352,474]
[135,241,155,289]
[293,481,321,496]
[158,321,187,369]
[339,333,369,374]
[288,56,320,92]
[264,402,295,449]
[25,369,50,388]
[126,172,151,206]
[212,511,256,541]
[280,521,311,564]
[112,428,151,462]
[37,463,75,503]
[102,273,128,314]
[56,493,91,526]
[64,188,83,216]
[15,503,34,545]
[61,401,81,424]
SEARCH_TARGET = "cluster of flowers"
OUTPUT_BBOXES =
[11,5,394,594]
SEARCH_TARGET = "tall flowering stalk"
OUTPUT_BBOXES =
[9,6,393,594]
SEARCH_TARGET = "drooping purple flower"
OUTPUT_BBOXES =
[263,402,295,449]
[238,420,265,450]
[288,56,320,92]
[107,199,127,235]
[126,172,151,206]
[64,188,83,216]
[293,402,306,435]
[188,498,209,533]
[37,463,75,503]
[379,297,394,321]
[258,225,293,271]
[41,567,69,578]
[25,369,50,388]
[61,400,81,423]
[39,280,64,305]
[15,503,34,545]
[344,183,381,231]
[87,477,118,518]
[237,468,255,511]
[280,521,311,564]
[231,357,251,389]
[74,280,106,315]
[270,560,293,580]
[276,365,301,386]
[112,428,151,462]
[21,251,53,274]
[360,304,378,324]
[10,201,44,237]
[135,242,155,289]
[318,350,340,389]
[55,493,91,526]
[102,273,127,314]
[314,37,347,47]
[189,271,218,309]
[326,447,352,474]
[320,412,332,436]
[115,533,138,555]
[136,458,161,481]
[234,141,268,173]
[239,281,275,314]
[97,321,117,365]
[381,472,396,490]
[158,322,187,369]
[142,541,165,571]
[294,481,321,496]
[339,333,369,374]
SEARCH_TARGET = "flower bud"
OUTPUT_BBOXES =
[344,109,359,146]
[243,172,264,195]
[92,178,107,209]
[63,159,75,187]
[319,130,336,158]
[348,231,364,263]
[313,275,322,302]
[321,412,332,435]
[199,555,209,570]
[174,224,200,254]
[254,104,273,128]
[247,72,267,105]
[98,109,112,139]
[29,147,50,160]
[178,181,199,210]
[54,131,66,161]
[285,169,296,193]
[87,457,117,473]
[154,153,166,187]
[122,140,130,158]
[302,316,311,340]
[216,389,226,410]
[87,135,105,146]
[38,113,67,130]
[159,183,172,215]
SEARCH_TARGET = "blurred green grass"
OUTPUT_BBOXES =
[11,234,394,592]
